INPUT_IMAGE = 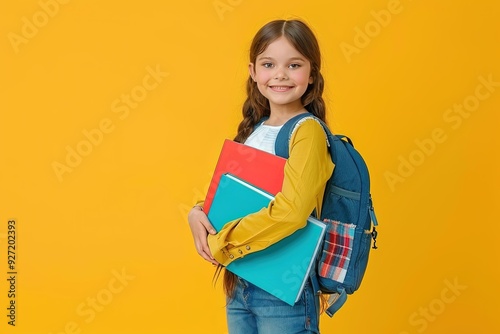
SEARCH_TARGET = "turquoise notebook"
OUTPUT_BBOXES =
[208,173,326,306]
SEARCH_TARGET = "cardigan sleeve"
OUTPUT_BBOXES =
[207,119,334,266]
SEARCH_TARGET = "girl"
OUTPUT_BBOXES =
[188,19,334,334]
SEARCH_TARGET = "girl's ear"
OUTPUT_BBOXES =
[309,75,314,84]
[249,63,257,82]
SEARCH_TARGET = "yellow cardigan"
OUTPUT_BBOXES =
[207,118,334,266]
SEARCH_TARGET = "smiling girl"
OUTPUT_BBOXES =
[188,19,334,334]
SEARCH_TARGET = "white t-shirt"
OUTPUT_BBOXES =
[244,123,283,154]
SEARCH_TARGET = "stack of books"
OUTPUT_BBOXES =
[204,139,326,306]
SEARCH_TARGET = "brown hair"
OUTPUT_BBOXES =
[221,19,328,300]
[233,19,327,144]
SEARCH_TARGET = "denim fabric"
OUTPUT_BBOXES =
[226,277,320,334]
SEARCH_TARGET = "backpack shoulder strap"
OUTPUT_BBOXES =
[254,116,269,131]
[325,287,348,317]
[275,113,309,158]
[275,112,333,159]
[335,134,353,146]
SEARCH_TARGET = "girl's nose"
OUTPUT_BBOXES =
[274,68,288,80]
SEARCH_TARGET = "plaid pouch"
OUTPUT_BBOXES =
[318,220,356,283]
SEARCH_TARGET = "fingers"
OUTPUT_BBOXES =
[201,250,219,266]
[195,211,216,235]
[195,238,219,265]
[199,218,216,235]
[188,208,216,235]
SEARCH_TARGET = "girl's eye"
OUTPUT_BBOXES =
[263,63,273,68]
[289,63,301,69]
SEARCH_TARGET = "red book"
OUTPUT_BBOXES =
[203,139,287,213]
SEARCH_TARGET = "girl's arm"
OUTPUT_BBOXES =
[207,119,334,266]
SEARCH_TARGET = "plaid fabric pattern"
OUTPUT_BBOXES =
[318,220,356,283]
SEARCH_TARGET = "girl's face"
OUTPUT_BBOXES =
[249,36,313,113]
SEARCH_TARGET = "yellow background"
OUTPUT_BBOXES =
[1,0,499,333]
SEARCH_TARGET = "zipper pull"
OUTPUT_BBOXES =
[371,227,378,249]
[369,195,379,226]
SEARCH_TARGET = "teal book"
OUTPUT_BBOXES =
[208,173,326,306]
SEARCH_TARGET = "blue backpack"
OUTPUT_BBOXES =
[272,112,379,317]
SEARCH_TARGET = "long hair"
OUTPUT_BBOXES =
[222,19,327,300]
[233,19,327,144]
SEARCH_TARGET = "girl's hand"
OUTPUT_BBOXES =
[187,206,219,265]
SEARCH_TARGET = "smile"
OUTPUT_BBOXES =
[269,86,294,92]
